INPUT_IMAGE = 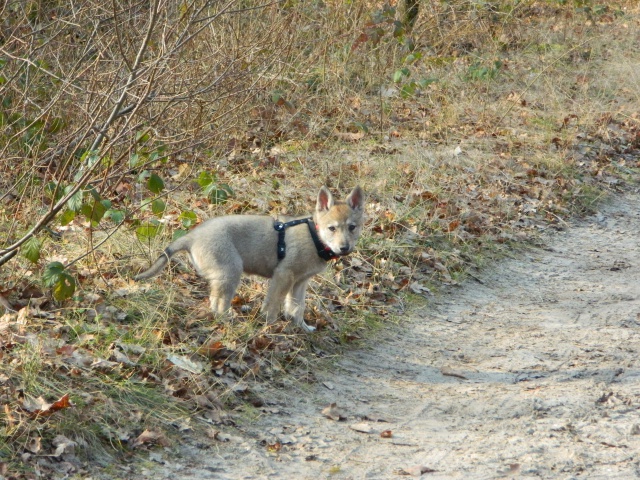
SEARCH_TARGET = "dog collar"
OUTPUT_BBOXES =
[306,220,339,261]
[273,217,338,262]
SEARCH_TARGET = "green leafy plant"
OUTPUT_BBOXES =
[21,237,42,264]
[147,173,165,194]
[42,262,76,301]
[135,220,163,243]
[465,60,503,82]
[392,52,437,99]
[197,171,234,204]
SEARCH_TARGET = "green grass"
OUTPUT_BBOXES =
[1,1,640,476]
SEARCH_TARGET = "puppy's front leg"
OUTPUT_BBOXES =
[285,279,314,332]
[261,268,294,325]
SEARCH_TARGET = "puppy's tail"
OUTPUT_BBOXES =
[134,235,191,281]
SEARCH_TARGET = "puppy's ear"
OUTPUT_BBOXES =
[346,186,365,211]
[316,186,334,213]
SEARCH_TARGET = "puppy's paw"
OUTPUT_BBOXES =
[298,320,316,333]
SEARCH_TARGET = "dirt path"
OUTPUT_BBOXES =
[142,191,640,479]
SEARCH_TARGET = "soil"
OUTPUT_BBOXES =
[136,191,640,479]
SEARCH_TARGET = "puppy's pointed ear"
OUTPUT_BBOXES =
[316,186,334,213]
[346,186,365,211]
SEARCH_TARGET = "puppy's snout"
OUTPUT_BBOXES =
[340,245,350,254]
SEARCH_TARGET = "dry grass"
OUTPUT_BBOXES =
[2,0,640,476]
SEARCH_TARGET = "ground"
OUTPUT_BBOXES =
[128,190,640,479]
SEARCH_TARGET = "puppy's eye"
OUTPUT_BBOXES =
[328,226,336,232]
[348,225,356,232]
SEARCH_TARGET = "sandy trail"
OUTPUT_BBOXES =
[143,191,640,479]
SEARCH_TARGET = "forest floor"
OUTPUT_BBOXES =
[122,191,640,479]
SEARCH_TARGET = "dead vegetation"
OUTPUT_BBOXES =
[1,0,640,477]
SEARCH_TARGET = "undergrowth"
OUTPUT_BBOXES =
[1,0,640,477]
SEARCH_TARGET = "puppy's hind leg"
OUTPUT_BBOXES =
[190,242,242,318]
[205,269,242,318]
[209,276,240,316]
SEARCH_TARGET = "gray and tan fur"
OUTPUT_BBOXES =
[135,186,365,332]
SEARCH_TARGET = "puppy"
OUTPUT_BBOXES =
[135,186,365,331]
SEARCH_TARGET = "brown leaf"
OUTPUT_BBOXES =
[333,131,365,142]
[131,429,170,449]
[23,394,72,418]
[345,333,362,342]
[380,430,393,438]
[4,405,14,428]
[56,344,76,356]
[352,32,368,51]
[267,441,282,452]
[198,340,233,360]
[230,295,246,306]
[49,393,72,412]
[250,335,273,351]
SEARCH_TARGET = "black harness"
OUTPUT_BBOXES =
[273,217,338,262]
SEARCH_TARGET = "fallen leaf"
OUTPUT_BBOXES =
[0,294,14,312]
[90,358,120,372]
[68,349,93,367]
[267,441,282,452]
[250,335,273,351]
[194,394,215,409]
[51,435,77,457]
[333,131,365,142]
[111,349,137,366]
[350,422,373,433]
[398,465,437,476]
[17,306,30,325]
[56,344,76,356]
[208,428,232,442]
[4,405,14,428]
[115,341,146,355]
[26,437,41,454]
[409,282,432,296]
[440,366,468,380]
[23,394,72,418]
[167,354,204,374]
[131,429,170,449]
[197,340,232,359]
[321,403,346,421]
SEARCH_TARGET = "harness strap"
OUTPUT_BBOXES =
[273,217,338,262]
